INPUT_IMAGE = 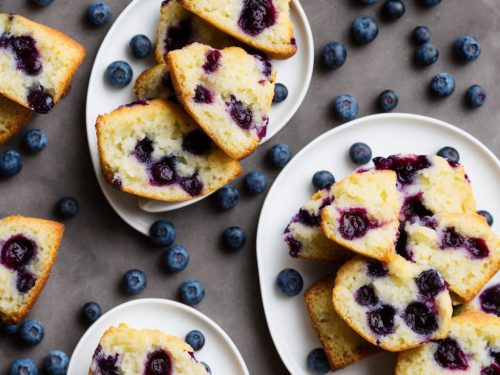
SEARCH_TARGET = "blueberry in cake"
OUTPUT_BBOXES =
[460,283,500,317]
[0,95,32,145]
[134,64,175,101]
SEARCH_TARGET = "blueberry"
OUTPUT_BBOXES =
[87,2,112,26]
[122,269,147,294]
[276,268,303,296]
[150,220,176,246]
[31,0,53,7]
[82,302,102,323]
[245,171,267,194]
[105,61,133,88]
[413,26,431,44]
[163,245,190,272]
[0,150,23,177]
[382,0,406,20]
[455,35,481,62]
[420,0,441,5]
[222,226,246,250]
[9,359,38,375]
[268,144,292,168]
[56,197,79,219]
[129,35,152,59]
[23,129,47,153]
[349,142,372,165]
[179,279,205,305]
[201,362,211,374]
[477,210,493,226]
[322,42,347,70]
[312,171,335,190]
[306,348,330,374]
[351,16,379,44]
[437,146,459,163]
[415,43,439,66]
[332,94,359,122]
[378,90,399,112]
[19,320,44,346]
[466,84,487,108]
[0,321,20,334]
[431,73,456,97]
[273,83,288,103]
[216,184,240,209]
[185,330,205,351]
[44,350,69,375]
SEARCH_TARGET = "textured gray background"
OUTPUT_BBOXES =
[0,0,499,374]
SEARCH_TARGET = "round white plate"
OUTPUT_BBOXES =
[86,0,314,232]
[256,113,500,375]
[67,299,249,375]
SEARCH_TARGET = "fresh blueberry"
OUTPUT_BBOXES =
[129,35,152,59]
[201,362,211,374]
[185,330,205,351]
[312,171,335,190]
[149,220,176,246]
[0,150,23,177]
[163,245,190,272]
[431,73,456,97]
[413,26,431,44]
[222,226,246,250]
[349,142,372,165]
[437,146,459,164]
[122,269,147,294]
[332,94,359,122]
[245,171,267,194]
[9,359,38,375]
[477,210,493,226]
[420,0,441,5]
[23,129,47,153]
[216,184,240,209]
[351,16,379,44]
[82,302,102,323]
[276,268,303,296]
[466,84,487,108]
[56,197,79,219]
[0,321,20,334]
[307,348,330,374]
[322,42,347,70]
[273,83,288,103]
[44,350,69,375]
[455,35,481,62]
[268,144,292,168]
[382,0,406,20]
[31,0,54,7]
[179,279,205,305]
[378,90,399,112]
[105,61,133,88]
[19,320,44,346]
[87,2,112,26]
[415,43,439,66]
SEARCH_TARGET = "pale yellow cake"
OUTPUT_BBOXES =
[134,64,174,101]
[0,95,32,144]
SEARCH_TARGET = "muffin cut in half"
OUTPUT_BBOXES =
[134,64,175,101]
[0,95,32,144]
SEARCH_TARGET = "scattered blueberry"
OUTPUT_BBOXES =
[0,321,20,334]
[0,150,23,177]
[306,348,330,374]
[129,35,152,59]
[349,142,372,165]
[332,94,359,122]
[150,220,176,246]
[276,268,303,296]
[351,16,379,44]
[31,0,54,7]
[322,42,347,70]
[378,89,399,112]
[455,35,481,62]
[216,184,240,209]
[23,129,48,153]
[56,197,79,219]
[201,362,211,374]
[245,171,267,194]
[185,330,205,351]
[44,350,69,375]
[420,0,441,5]
[268,144,292,168]
[9,358,38,375]
[163,245,190,272]
[413,26,431,44]
[222,226,246,251]
[19,320,44,346]
[415,43,439,66]
[87,2,112,26]
[82,302,102,323]
[430,73,456,97]
[437,146,460,163]
[122,269,147,294]
[477,210,493,226]
[105,61,133,88]
[312,171,335,190]
[179,279,205,305]
[382,0,406,20]
[466,84,487,108]
[273,83,288,103]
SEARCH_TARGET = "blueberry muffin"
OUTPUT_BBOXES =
[96,98,242,201]
[134,64,175,101]
[0,14,85,113]
[460,283,500,317]
[0,95,32,144]
[0,216,64,323]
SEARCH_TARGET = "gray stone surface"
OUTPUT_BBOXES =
[0,0,499,373]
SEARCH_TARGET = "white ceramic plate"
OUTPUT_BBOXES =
[256,113,500,375]
[86,0,314,232]
[67,299,249,375]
